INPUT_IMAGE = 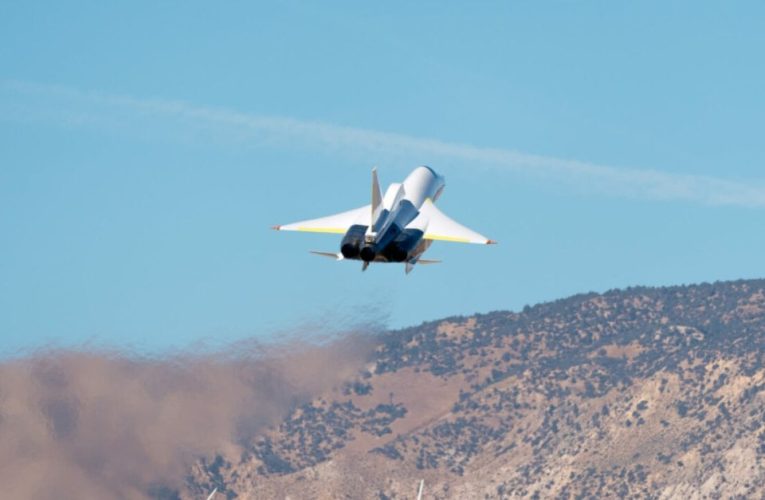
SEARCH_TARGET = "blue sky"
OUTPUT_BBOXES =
[2,2,764,354]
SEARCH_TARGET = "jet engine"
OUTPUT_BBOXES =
[359,244,377,262]
[381,229,424,262]
[340,225,367,259]
[358,224,403,262]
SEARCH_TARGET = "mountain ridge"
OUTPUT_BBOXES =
[185,278,765,499]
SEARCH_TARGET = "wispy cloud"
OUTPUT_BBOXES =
[3,79,765,208]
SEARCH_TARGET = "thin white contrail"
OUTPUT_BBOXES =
[3,79,765,208]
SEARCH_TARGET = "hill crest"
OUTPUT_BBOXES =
[187,279,765,499]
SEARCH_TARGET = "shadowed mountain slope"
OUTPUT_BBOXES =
[187,279,765,499]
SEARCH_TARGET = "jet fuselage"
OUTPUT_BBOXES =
[273,165,494,273]
[339,166,444,263]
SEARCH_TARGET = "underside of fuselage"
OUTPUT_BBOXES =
[339,224,430,263]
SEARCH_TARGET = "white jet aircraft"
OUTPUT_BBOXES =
[273,166,495,273]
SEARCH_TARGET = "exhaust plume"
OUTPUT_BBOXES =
[0,333,374,499]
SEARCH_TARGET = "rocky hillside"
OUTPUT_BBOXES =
[185,279,765,499]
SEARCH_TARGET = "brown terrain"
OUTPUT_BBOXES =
[183,279,765,499]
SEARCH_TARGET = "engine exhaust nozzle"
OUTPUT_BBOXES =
[341,243,359,259]
[360,245,376,262]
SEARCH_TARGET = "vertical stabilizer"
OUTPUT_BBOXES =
[371,167,383,228]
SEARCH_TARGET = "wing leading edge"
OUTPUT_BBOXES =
[417,199,496,245]
[273,205,370,234]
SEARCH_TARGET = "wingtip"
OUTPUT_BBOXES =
[271,225,282,231]
[486,239,498,245]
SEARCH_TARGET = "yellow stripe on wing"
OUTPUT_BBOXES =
[423,233,473,243]
[296,227,347,234]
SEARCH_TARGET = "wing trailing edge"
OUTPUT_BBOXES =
[274,205,370,235]
[417,199,495,245]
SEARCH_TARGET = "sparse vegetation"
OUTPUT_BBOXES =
[189,279,765,498]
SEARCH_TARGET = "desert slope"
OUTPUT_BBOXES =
[187,279,765,499]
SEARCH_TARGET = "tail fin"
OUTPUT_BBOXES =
[371,167,383,227]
